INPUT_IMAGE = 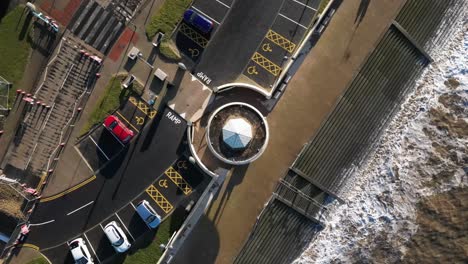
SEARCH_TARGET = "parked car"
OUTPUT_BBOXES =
[68,238,94,264]
[104,221,131,253]
[183,9,213,34]
[103,115,134,144]
[136,200,161,228]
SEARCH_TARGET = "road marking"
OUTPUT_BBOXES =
[247,65,259,75]
[129,97,157,118]
[83,233,101,264]
[215,0,230,8]
[115,213,135,241]
[165,167,192,195]
[290,0,317,11]
[266,29,296,53]
[115,111,140,132]
[99,223,105,231]
[191,6,221,24]
[29,219,55,226]
[40,175,97,202]
[74,146,95,172]
[278,13,308,29]
[22,243,40,250]
[89,136,110,160]
[130,201,137,210]
[178,23,209,48]
[251,52,282,76]
[146,185,173,213]
[67,201,94,216]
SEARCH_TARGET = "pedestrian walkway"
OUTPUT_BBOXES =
[2,36,101,187]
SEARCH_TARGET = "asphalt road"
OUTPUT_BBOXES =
[25,107,189,251]
[193,0,319,88]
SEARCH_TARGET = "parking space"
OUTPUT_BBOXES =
[83,225,113,263]
[243,0,319,87]
[75,96,156,172]
[174,0,233,62]
[137,157,207,219]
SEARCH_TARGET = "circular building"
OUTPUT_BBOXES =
[206,102,269,165]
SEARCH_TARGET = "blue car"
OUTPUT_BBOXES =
[136,200,161,229]
[183,9,213,34]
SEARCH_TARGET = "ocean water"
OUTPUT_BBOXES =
[294,15,467,264]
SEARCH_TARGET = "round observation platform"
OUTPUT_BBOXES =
[206,102,269,165]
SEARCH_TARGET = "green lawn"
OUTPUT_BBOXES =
[318,0,332,14]
[26,257,49,264]
[80,75,142,135]
[0,5,33,107]
[145,0,191,60]
[145,0,191,40]
[124,213,185,264]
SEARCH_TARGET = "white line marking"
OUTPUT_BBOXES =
[130,201,137,210]
[66,201,94,216]
[74,146,95,172]
[191,6,221,24]
[99,223,105,231]
[83,233,101,264]
[290,0,317,11]
[89,136,110,160]
[115,213,135,241]
[215,0,230,8]
[29,219,55,226]
[278,13,308,29]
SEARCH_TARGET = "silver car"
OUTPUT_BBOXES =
[104,221,131,253]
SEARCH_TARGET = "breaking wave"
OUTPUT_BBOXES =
[294,14,468,264]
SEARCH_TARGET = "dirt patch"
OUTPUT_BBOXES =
[0,184,24,234]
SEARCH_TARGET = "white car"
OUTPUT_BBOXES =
[68,238,94,264]
[104,221,131,253]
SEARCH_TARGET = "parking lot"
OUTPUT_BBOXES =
[47,156,208,263]
[243,0,319,87]
[175,0,233,63]
[75,96,157,172]
[190,0,319,88]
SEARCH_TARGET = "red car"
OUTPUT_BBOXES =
[103,115,134,144]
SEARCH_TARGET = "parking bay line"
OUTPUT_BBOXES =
[290,0,317,11]
[115,213,136,241]
[89,136,110,160]
[74,145,95,172]
[215,0,230,8]
[67,201,94,216]
[191,6,221,24]
[83,232,101,264]
[278,13,308,29]
[115,111,140,133]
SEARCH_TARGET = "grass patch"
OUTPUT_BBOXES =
[80,75,142,135]
[145,0,191,40]
[159,40,182,61]
[0,5,33,107]
[26,257,49,264]
[124,213,185,264]
[318,0,332,14]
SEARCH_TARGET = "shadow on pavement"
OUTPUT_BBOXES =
[172,214,220,264]
[209,165,248,225]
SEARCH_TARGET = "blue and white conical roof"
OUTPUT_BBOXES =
[222,118,253,149]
